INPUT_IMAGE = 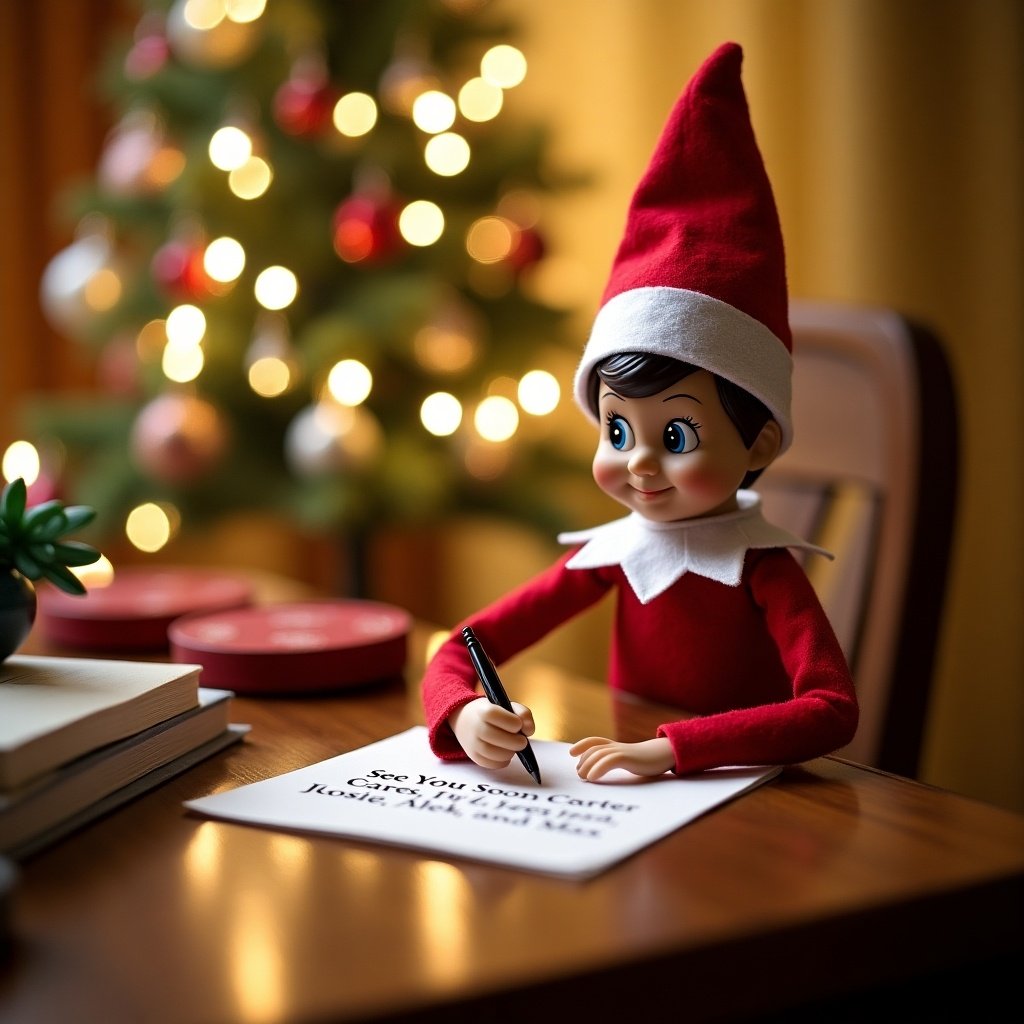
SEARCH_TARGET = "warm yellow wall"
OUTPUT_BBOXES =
[447,0,1022,812]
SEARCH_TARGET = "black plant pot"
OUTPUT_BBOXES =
[0,570,36,662]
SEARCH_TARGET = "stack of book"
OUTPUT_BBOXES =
[0,655,247,860]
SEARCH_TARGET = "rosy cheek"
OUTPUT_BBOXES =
[592,452,619,492]
[667,460,730,495]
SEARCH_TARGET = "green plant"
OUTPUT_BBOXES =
[0,478,101,595]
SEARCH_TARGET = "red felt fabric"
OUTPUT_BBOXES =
[421,547,858,774]
[599,41,791,350]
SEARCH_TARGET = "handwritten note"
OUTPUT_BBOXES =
[184,727,780,879]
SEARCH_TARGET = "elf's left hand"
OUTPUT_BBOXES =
[570,736,675,781]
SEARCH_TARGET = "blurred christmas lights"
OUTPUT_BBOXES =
[333,92,378,137]
[411,90,456,133]
[517,369,560,415]
[29,0,575,545]
[208,125,252,171]
[2,441,40,486]
[125,501,174,552]
[474,395,519,442]
[165,304,206,345]
[254,266,298,310]
[480,45,526,88]
[424,132,470,176]
[458,77,503,121]
[228,155,272,199]
[399,201,444,246]
[326,359,373,407]
[203,237,246,283]
[71,553,115,588]
[420,392,463,436]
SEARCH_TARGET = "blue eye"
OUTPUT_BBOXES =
[664,418,700,454]
[607,414,633,451]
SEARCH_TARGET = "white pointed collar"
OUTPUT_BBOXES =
[557,490,830,604]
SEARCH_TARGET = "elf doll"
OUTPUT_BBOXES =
[421,42,858,781]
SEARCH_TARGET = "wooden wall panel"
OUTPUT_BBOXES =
[0,0,124,444]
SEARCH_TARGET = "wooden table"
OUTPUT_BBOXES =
[2,615,1022,1022]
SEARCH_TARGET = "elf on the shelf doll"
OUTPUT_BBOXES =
[421,42,859,781]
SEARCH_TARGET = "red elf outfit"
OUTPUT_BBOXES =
[421,42,858,774]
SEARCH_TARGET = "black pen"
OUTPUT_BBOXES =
[461,626,542,785]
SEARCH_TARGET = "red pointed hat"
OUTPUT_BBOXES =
[574,42,794,450]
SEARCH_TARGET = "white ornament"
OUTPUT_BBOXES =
[284,402,383,477]
[39,229,119,340]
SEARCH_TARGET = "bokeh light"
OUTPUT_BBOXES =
[411,90,456,133]
[333,92,378,137]
[162,339,204,382]
[203,236,246,282]
[228,156,272,199]
[399,201,444,246]
[183,0,226,31]
[326,359,372,406]
[248,356,292,398]
[458,77,503,122]
[83,268,122,312]
[125,501,176,552]
[480,45,527,88]
[466,216,515,263]
[136,319,168,362]
[254,266,298,310]
[165,304,206,345]
[2,441,40,486]
[424,133,470,176]
[225,0,266,23]
[420,392,463,436]
[71,553,115,589]
[517,369,560,415]
[208,125,252,170]
[474,395,519,442]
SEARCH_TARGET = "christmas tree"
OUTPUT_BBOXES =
[27,0,586,581]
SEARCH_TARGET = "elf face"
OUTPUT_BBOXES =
[593,369,777,522]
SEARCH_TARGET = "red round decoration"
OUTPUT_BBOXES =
[168,600,411,693]
[151,238,210,299]
[508,225,546,273]
[24,472,59,506]
[125,32,170,80]
[36,568,253,652]
[130,393,229,485]
[332,194,402,264]
[273,77,338,137]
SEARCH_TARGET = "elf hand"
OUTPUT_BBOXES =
[449,697,536,771]
[570,736,675,781]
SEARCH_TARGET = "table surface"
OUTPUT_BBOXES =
[2,586,1023,1023]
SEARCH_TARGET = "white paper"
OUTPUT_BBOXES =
[185,727,780,879]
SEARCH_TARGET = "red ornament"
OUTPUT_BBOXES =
[151,238,211,299]
[25,471,59,507]
[124,10,170,80]
[273,76,339,137]
[125,31,170,80]
[332,194,403,265]
[130,393,229,485]
[507,225,546,274]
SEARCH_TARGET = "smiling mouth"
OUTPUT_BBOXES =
[630,485,672,499]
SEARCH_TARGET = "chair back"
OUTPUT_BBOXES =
[757,299,958,777]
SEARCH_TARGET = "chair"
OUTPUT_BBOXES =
[756,299,958,778]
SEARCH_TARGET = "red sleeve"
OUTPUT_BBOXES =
[421,550,613,759]
[657,550,859,773]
